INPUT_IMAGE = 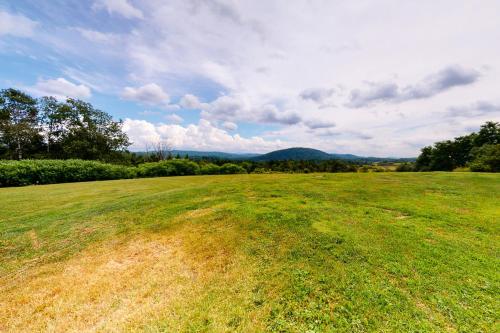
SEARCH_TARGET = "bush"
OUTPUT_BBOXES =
[137,159,200,177]
[469,144,500,172]
[219,163,247,174]
[199,163,221,175]
[252,168,270,174]
[0,159,136,187]
[396,162,415,172]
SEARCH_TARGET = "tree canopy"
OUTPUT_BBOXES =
[0,88,130,161]
[415,121,500,171]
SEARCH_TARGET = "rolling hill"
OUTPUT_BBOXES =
[252,147,332,161]
[136,147,415,162]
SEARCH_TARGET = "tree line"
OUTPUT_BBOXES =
[412,121,500,172]
[0,88,130,161]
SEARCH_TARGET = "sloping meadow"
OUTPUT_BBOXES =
[0,173,498,332]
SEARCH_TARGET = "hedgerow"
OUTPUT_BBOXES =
[0,159,253,187]
[0,159,136,187]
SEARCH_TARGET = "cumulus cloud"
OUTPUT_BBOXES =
[401,66,481,100]
[348,83,399,108]
[122,83,171,107]
[179,94,203,109]
[348,66,481,108]
[0,11,37,37]
[300,88,335,103]
[29,78,92,100]
[258,105,301,125]
[164,113,183,124]
[123,118,284,152]
[222,121,238,131]
[92,0,143,19]
[183,94,303,126]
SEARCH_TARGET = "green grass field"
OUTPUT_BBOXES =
[1,173,499,332]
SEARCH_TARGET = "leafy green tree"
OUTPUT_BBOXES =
[415,121,500,172]
[415,146,433,171]
[469,144,500,172]
[0,88,41,159]
[58,98,130,160]
[474,121,500,146]
[38,96,64,156]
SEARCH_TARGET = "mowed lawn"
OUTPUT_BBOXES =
[0,173,498,332]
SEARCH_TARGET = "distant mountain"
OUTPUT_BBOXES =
[135,147,415,163]
[253,147,415,162]
[253,147,332,161]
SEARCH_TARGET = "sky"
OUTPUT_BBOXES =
[1,0,499,157]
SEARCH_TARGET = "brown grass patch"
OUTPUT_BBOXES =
[0,234,195,332]
[27,230,41,250]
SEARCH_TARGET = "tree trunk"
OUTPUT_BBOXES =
[17,140,22,160]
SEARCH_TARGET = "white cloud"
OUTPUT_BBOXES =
[92,0,143,19]
[179,94,203,109]
[347,66,481,108]
[74,28,119,43]
[164,113,183,124]
[122,83,170,107]
[0,11,37,37]
[123,118,284,152]
[5,0,500,156]
[300,88,335,103]
[28,78,92,100]
[222,121,238,131]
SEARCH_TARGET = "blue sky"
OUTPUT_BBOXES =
[1,0,499,156]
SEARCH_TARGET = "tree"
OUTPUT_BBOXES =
[57,98,130,160]
[474,121,500,146]
[415,121,500,172]
[415,146,433,171]
[144,140,172,161]
[38,96,63,156]
[0,88,41,159]
[469,144,500,172]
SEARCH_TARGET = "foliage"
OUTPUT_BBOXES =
[469,144,500,172]
[219,163,247,174]
[0,159,136,187]
[395,162,415,172]
[415,121,500,172]
[0,88,130,161]
[0,88,42,160]
[137,159,200,177]
[199,163,221,175]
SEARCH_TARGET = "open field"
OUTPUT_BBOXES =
[0,173,499,332]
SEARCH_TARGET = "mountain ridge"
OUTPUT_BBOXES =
[138,147,415,162]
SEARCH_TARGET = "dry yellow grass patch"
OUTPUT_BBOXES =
[0,234,196,332]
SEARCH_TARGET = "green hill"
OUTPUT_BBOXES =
[252,147,333,161]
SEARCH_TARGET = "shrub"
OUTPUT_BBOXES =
[396,162,415,172]
[469,144,500,172]
[219,163,247,174]
[199,163,221,175]
[0,159,136,187]
[137,159,200,177]
[252,168,270,174]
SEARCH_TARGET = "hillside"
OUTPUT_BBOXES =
[253,147,415,162]
[135,147,415,162]
[1,173,498,332]
[252,147,332,161]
